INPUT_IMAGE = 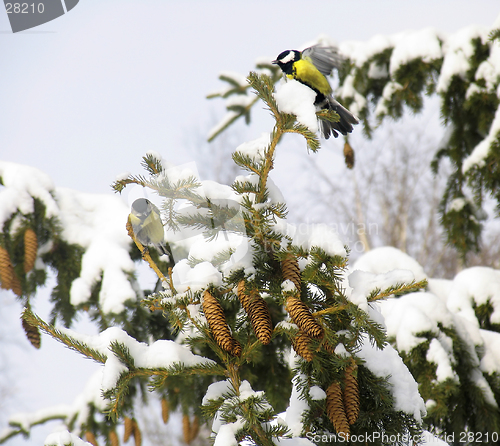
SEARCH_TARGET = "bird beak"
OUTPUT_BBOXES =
[272,60,278,64]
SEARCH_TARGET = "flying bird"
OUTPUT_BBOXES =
[273,45,359,139]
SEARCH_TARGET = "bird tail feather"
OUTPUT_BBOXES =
[318,96,359,139]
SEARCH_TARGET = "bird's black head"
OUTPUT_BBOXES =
[132,198,151,218]
[272,50,301,75]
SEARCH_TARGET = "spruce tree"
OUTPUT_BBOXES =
[0,73,432,446]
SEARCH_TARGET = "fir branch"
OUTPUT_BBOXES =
[208,72,252,99]
[489,28,500,42]
[152,176,204,202]
[0,427,20,444]
[232,179,260,195]
[141,153,163,175]
[316,109,340,123]
[313,303,349,317]
[219,74,250,93]
[367,279,428,302]
[287,123,321,152]
[148,361,226,379]
[248,72,279,118]
[109,341,136,368]
[106,361,225,418]
[166,266,177,295]
[22,308,107,363]
[1,409,69,443]
[257,129,281,204]
[162,198,180,231]
[208,96,259,141]
[232,151,264,175]
[111,174,149,193]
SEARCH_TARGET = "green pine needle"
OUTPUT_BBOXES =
[22,308,107,363]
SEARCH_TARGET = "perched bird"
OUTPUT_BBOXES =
[129,198,170,257]
[272,45,359,139]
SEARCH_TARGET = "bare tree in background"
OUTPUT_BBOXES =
[185,114,245,185]
[301,123,500,279]
[192,114,500,279]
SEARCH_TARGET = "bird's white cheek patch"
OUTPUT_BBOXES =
[279,52,295,64]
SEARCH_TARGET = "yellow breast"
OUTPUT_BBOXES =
[287,59,332,96]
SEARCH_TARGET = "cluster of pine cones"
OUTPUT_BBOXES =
[202,252,359,436]
[0,228,41,349]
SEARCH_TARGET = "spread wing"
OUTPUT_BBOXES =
[302,45,344,76]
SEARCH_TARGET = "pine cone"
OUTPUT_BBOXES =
[10,271,23,297]
[203,290,240,356]
[132,419,141,446]
[281,253,301,291]
[231,339,242,357]
[109,430,119,446]
[161,397,169,424]
[285,296,323,339]
[323,341,337,355]
[0,246,14,290]
[343,141,355,169]
[325,382,350,439]
[343,360,360,425]
[237,280,250,313]
[123,417,133,442]
[190,415,200,442]
[21,316,41,349]
[85,431,98,446]
[24,228,38,273]
[237,281,273,345]
[182,414,191,444]
[292,331,314,361]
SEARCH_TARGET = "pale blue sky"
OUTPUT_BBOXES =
[1,0,499,194]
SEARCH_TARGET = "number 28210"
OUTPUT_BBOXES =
[5,3,45,13]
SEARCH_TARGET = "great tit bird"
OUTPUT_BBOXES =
[129,198,170,257]
[272,45,359,139]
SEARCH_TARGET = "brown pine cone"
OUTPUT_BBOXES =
[132,419,141,446]
[109,430,119,446]
[24,228,38,273]
[292,331,314,361]
[203,290,240,356]
[10,271,23,297]
[285,296,323,339]
[325,382,350,439]
[123,417,133,442]
[85,432,98,446]
[161,397,169,424]
[182,414,191,444]
[237,280,250,313]
[21,316,41,349]
[237,281,273,345]
[190,415,200,442]
[281,253,301,291]
[343,141,355,169]
[343,360,360,425]
[231,339,243,357]
[0,246,14,290]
